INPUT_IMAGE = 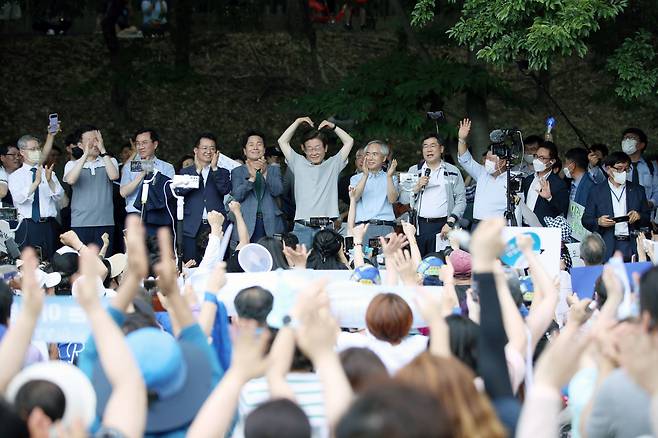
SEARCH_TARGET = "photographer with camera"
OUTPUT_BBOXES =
[582,152,651,262]
[119,128,175,235]
[400,133,465,256]
[277,117,354,249]
[457,119,509,225]
[63,125,119,253]
[520,141,569,226]
[178,132,231,263]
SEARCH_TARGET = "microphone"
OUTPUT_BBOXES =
[420,168,431,195]
[489,129,518,143]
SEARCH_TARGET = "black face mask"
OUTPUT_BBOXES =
[71,147,84,160]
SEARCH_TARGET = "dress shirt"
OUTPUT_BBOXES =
[609,181,629,237]
[570,174,583,201]
[8,164,64,220]
[458,150,508,220]
[201,165,210,219]
[417,162,448,218]
[350,170,398,222]
[120,157,175,213]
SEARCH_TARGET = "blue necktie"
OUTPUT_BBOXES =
[30,167,40,221]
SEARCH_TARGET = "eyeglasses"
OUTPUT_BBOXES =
[612,166,629,172]
[422,143,440,149]
[364,151,382,157]
[135,141,152,147]
[533,154,552,163]
[2,153,18,158]
[305,145,325,152]
[197,146,216,152]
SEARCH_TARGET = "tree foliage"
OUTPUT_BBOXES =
[606,30,658,101]
[293,52,512,140]
[412,0,627,72]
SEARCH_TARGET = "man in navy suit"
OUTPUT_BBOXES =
[521,141,569,226]
[178,132,231,263]
[231,131,285,243]
[563,147,597,206]
[582,152,651,262]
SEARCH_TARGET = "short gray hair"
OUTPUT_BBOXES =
[365,140,390,157]
[580,233,606,266]
[17,135,40,150]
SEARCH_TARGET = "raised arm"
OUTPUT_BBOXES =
[187,323,270,438]
[0,249,44,392]
[457,118,471,157]
[39,122,60,166]
[278,117,314,161]
[119,167,146,198]
[97,131,120,181]
[350,170,369,203]
[351,223,368,269]
[228,201,250,250]
[386,160,399,203]
[266,327,297,401]
[112,215,148,313]
[77,249,146,438]
[319,120,354,162]
[63,144,91,185]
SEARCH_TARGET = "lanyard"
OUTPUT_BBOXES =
[610,186,626,204]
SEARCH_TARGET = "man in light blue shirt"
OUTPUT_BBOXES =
[120,128,175,234]
[350,140,399,244]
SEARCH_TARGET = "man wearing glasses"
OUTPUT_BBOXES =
[0,142,22,206]
[278,116,354,249]
[119,128,175,235]
[582,151,651,261]
[178,132,231,263]
[350,140,399,245]
[520,141,569,226]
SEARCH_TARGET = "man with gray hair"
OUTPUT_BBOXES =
[9,134,64,259]
[350,140,399,244]
[580,233,606,266]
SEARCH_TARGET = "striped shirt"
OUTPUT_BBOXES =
[232,372,328,438]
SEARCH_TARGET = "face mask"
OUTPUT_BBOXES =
[485,159,497,174]
[533,158,547,173]
[524,154,534,164]
[27,150,41,163]
[621,138,637,155]
[563,165,572,179]
[613,170,627,185]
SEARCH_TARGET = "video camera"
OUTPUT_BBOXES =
[489,129,523,161]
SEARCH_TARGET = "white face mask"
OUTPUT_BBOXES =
[485,159,497,174]
[533,158,547,173]
[524,154,534,165]
[563,165,572,179]
[621,138,638,155]
[612,170,627,185]
[27,150,41,163]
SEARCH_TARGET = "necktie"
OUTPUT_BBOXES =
[255,170,264,214]
[30,167,40,221]
[570,181,576,201]
[632,162,640,185]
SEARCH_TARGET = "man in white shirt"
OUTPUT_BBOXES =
[119,128,175,235]
[0,142,22,207]
[9,135,64,259]
[64,125,120,253]
[457,119,509,225]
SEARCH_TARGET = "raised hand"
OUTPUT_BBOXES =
[77,246,104,311]
[211,150,220,171]
[352,223,368,244]
[206,261,227,293]
[60,230,83,251]
[537,177,552,199]
[295,117,314,127]
[387,159,398,177]
[470,218,505,270]
[389,249,418,286]
[20,248,44,318]
[44,164,54,183]
[230,321,271,383]
[154,228,179,296]
[228,200,242,214]
[458,118,471,140]
[317,120,336,131]
[95,130,106,154]
[283,243,309,269]
[207,210,224,230]
[124,215,148,279]
[380,232,409,258]
[516,233,534,254]
[401,220,416,237]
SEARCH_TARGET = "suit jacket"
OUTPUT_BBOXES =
[133,171,175,226]
[582,180,651,261]
[231,164,284,237]
[522,172,569,226]
[178,165,231,237]
[572,172,597,207]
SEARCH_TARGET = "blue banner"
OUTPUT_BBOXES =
[10,296,108,343]
[570,262,653,299]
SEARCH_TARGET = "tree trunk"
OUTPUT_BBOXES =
[101,0,131,121]
[389,0,431,62]
[465,50,490,158]
[172,0,192,69]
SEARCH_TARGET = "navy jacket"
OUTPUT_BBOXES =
[522,172,569,226]
[571,172,597,207]
[133,171,175,226]
[582,180,651,261]
[177,165,231,238]
[231,164,285,238]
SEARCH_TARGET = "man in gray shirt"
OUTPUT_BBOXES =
[64,125,120,252]
[277,116,354,249]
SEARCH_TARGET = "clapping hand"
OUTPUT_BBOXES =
[283,243,309,269]
[537,177,552,199]
[387,159,398,177]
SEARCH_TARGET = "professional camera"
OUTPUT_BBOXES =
[489,129,523,161]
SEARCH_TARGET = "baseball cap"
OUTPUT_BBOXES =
[6,361,96,427]
[92,327,214,433]
[449,249,472,279]
[36,269,62,289]
[417,256,444,278]
[350,265,381,285]
[106,253,127,279]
